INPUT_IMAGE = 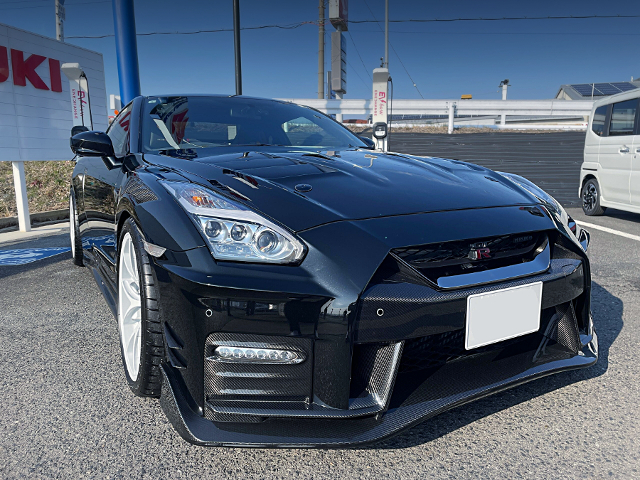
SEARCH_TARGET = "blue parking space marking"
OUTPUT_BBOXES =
[0,248,71,266]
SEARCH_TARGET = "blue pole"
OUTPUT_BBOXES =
[112,0,141,105]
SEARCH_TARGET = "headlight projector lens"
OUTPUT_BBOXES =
[205,220,223,238]
[257,230,278,253]
[231,223,248,241]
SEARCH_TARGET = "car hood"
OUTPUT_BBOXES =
[143,148,538,232]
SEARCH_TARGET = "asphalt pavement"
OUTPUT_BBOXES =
[0,209,638,479]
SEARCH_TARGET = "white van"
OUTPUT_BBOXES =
[580,89,640,215]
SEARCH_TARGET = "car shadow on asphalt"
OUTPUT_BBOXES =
[581,208,640,225]
[369,281,622,450]
[0,252,71,280]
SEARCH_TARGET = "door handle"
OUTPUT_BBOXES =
[619,146,630,153]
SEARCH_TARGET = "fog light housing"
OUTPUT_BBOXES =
[209,346,305,364]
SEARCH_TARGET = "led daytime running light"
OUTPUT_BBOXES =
[209,346,305,364]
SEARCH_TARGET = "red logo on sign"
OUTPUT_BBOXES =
[0,47,62,92]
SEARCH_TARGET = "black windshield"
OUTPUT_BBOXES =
[142,96,367,153]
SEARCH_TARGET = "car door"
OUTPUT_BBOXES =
[83,105,132,280]
[584,105,606,166]
[598,99,636,205]
[631,102,640,207]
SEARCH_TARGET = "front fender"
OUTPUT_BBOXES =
[116,171,206,252]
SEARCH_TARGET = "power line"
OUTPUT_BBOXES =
[0,0,48,5]
[0,0,110,10]
[67,22,318,39]
[347,59,370,89]
[360,0,424,99]
[351,29,640,36]
[346,31,372,81]
[349,14,640,24]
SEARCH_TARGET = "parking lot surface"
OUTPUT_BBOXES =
[0,208,638,479]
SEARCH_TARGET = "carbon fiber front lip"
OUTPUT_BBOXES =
[159,331,598,448]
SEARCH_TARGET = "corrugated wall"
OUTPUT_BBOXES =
[389,131,586,206]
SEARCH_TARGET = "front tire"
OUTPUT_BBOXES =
[117,218,163,397]
[69,189,84,266]
[581,179,606,216]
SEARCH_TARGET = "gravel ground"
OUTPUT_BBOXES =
[0,208,638,479]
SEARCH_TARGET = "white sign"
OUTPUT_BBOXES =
[372,67,389,125]
[0,23,108,161]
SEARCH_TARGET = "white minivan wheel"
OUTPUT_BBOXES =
[581,179,606,216]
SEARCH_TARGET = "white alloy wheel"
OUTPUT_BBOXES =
[69,195,76,258]
[118,232,142,380]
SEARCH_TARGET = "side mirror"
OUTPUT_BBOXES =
[70,131,114,157]
[358,135,376,150]
[71,125,89,137]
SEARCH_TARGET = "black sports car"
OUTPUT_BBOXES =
[69,95,597,447]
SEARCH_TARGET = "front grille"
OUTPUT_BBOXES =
[398,300,580,374]
[392,231,547,283]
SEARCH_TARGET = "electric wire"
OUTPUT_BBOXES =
[0,0,110,10]
[349,14,640,24]
[59,13,640,38]
[347,59,370,89]
[346,31,372,81]
[360,0,424,99]
[67,22,318,39]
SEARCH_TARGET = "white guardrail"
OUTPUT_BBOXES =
[277,98,595,117]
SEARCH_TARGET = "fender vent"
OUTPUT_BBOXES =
[123,177,158,203]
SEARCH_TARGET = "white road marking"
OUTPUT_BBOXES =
[576,221,640,242]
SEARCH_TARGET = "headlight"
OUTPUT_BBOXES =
[160,181,306,264]
[499,172,569,226]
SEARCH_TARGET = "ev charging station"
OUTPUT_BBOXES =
[61,62,93,130]
[372,67,389,151]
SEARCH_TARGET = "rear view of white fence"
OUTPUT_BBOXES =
[278,98,595,129]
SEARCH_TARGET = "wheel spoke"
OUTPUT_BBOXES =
[125,321,141,350]
[123,304,141,327]
[118,232,143,380]
[121,279,140,303]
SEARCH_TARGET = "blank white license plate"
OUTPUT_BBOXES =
[465,282,543,350]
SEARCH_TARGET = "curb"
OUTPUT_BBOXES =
[0,209,69,231]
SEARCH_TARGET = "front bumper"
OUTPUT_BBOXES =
[160,328,597,447]
[152,206,596,447]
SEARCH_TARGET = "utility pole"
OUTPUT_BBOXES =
[384,0,388,69]
[233,0,242,95]
[318,0,325,99]
[55,0,65,42]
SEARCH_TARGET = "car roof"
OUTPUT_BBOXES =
[141,94,290,104]
[593,88,640,107]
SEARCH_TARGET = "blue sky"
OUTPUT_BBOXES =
[2,0,639,109]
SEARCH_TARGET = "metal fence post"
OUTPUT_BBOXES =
[336,92,343,123]
[448,103,455,134]
[12,161,31,232]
